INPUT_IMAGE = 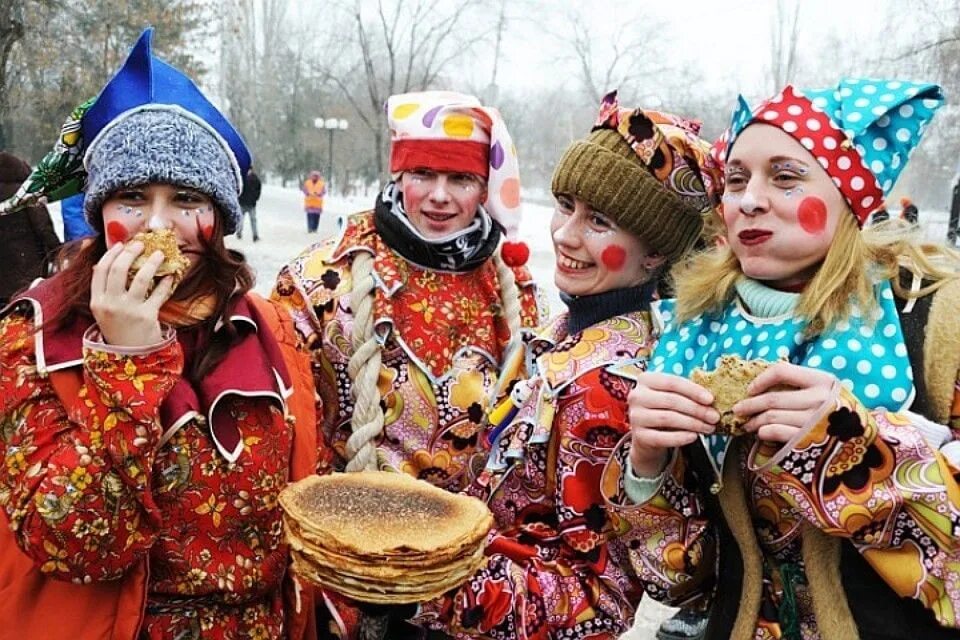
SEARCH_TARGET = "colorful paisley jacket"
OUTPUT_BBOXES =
[412,310,655,639]
[272,211,542,491]
[602,282,960,640]
[0,279,323,640]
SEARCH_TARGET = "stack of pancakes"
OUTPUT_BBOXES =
[279,471,493,604]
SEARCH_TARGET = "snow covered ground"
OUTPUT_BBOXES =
[45,186,957,639]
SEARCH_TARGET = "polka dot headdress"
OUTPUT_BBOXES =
[387,91,528,266]
[712,79,944,226]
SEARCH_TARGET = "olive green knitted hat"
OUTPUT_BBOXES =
[551,93,720,263]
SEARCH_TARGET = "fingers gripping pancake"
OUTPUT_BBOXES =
[129,229,190,290]
[691,355,783,436]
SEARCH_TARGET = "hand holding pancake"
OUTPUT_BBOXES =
[627,372,719,477]
[733,360,839,443]
[90,230,185,347]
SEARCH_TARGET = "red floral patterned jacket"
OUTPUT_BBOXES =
[0,279,325,639]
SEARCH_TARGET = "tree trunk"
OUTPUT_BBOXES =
[0,1,25,150]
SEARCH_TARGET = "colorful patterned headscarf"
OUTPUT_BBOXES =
[0,99,93,216]
[595,90,722,217]
[386,91,528,265]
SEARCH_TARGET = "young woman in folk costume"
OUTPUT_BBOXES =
[398,92,720,639]
[0,30,324,639]
[272,91,543,637]
[604,78,960,640]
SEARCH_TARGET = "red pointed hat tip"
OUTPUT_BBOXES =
[501,241,530,267]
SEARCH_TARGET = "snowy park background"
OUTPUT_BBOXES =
[15,0,960,635]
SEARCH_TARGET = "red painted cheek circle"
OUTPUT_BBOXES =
[601,245,627,271]
[201,224,215,241]
[106,221,129,244]
[797,196,828,234]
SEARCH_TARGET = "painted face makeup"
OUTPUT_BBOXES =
[106,220,129,244]
[550,194,662,297]
[400,170,487,239]
[722,124,848,289]
[601,245,627,270]
[797,196,828,233]
[100,183,218,269]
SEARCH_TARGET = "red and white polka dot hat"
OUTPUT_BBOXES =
[712,79,943,227]
[387,91,528,266]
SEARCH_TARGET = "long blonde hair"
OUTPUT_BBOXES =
[673,212,960,335]
[344,246,525,471]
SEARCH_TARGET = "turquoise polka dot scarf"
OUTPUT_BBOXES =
[651,277,913,469]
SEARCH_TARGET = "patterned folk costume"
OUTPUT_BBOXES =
[0,29,324,640]
[274,90,545,638]
[407,94,720,639]
[274,211,541,490]
[602,78,960,640]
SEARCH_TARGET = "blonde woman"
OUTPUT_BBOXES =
[605,79,960,639]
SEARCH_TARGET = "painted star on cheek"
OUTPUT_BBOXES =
[601,245,627,271]
[201,224,215,241]
[797,196,828,234]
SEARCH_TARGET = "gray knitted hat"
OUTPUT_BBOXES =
[84,108,242,235]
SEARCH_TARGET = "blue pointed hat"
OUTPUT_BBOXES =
[0,28,250,236]
[84,28,250,184]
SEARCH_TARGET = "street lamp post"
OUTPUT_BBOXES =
[313,117,349,192]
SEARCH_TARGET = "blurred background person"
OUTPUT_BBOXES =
[0,151,61,305]
[302,169,326,233]
[899,195,919,224]
[237,165,263,241]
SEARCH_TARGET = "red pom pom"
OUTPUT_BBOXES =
[501,241,530,267]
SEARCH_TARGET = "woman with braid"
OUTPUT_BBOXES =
[272,91,543,635]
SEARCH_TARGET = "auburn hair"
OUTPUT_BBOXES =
[46,208,255,381]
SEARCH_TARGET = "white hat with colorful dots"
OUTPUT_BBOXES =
[387,91,529,266]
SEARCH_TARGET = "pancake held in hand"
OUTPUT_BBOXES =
[129,229,190,290]
[691,355,786,436]
[279,471,493,603]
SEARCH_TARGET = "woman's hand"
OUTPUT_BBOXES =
[734,362,839,443]
[628,372,718,477]
[90,241,174,347]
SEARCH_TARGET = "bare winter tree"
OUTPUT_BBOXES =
[320,0,491,180]
[0,0,28,149]
[881,0,960,209]
[551,7,671,106]
[769,0,802,91]
[3,1,206,160]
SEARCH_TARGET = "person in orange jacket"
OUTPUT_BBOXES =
[302,170,326,233]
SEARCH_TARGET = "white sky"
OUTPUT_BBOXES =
[492,0,901,95]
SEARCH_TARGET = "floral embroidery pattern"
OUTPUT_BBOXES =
[413,310,654,638]
[0,313,300,639]
[603,387,960,638]
[274,211,543,492]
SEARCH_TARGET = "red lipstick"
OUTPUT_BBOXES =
[738,229,773,246]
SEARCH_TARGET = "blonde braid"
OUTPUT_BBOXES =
[494,249,524,360]
[344,251,385,471]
